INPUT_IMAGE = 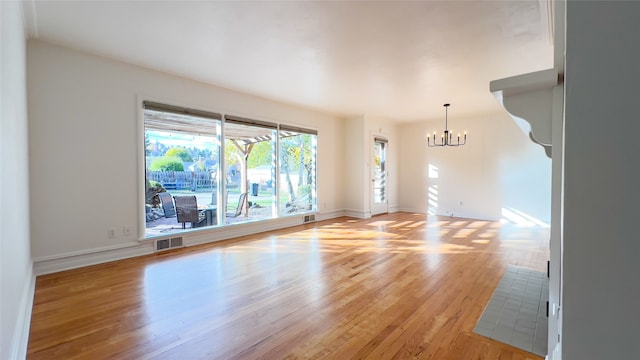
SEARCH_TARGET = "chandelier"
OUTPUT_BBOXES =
[427,103,467,147]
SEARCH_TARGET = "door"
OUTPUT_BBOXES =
[371,137,388,215]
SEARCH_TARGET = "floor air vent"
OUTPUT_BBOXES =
[170,237,183,248]
[155,237,184,252]
[303,214,316,223]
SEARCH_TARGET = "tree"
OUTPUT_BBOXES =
[247,141,273,168]
[299,135,315,187]
[149,156,184,171]
[165,147,193,162]
[280,137,299,202]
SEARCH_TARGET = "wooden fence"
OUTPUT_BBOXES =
[147,170,214,190]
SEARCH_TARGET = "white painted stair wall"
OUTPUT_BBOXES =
[489,2,566,359]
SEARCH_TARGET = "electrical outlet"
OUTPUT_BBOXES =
[107,228,116,239]
[123,226,131,236]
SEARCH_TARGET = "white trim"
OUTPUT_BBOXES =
[33,242,145,262]
[397,207,427,214]
[33,242,153,275]
[388,205,400,213]
[371,135,390,216]
[316,210,345,221]
[185,216,303,247]
[136,95,146,240]
[343,209,369,219]
[10,262,35,360]
[275,123,281,225]
[33,212,351,275]
[220,113,227,225]
[185,211,349,247]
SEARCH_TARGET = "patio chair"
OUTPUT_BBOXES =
[158,192,176,218]
[174,195,205,229]
[226,192,248,218]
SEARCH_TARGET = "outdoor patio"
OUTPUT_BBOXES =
[144,190,306,237]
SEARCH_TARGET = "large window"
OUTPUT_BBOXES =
[223,116,277,225]
[143,102,222,237]
[142,101,317,238]
[279,126,317,216]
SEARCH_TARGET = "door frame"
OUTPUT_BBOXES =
[371,136,389,216]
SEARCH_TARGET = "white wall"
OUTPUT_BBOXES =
[398,111,551,224]
[27,40,344,266]
[562,2,640,358]
[342,115,399,217]
[343,116,366,215]
[1,2,34,358]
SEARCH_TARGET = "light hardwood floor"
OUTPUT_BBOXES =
[28,213,549,359]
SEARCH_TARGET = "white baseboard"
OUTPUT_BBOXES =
[33,242,154,275]
[10,262,35,360]
[396,207,428,214]
[388,205,401,213]
[32,211,351,275]
[317,209,347,221]
[343,209,369,218]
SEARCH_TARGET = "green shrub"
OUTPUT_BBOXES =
[148,180,164,190]
[150,156,184,171]
[145,179,166,206]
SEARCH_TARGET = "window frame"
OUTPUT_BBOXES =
[140,100,318,240]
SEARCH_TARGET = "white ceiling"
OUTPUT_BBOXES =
[23,0,554,122]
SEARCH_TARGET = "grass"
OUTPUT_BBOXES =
[169,188,299,209]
